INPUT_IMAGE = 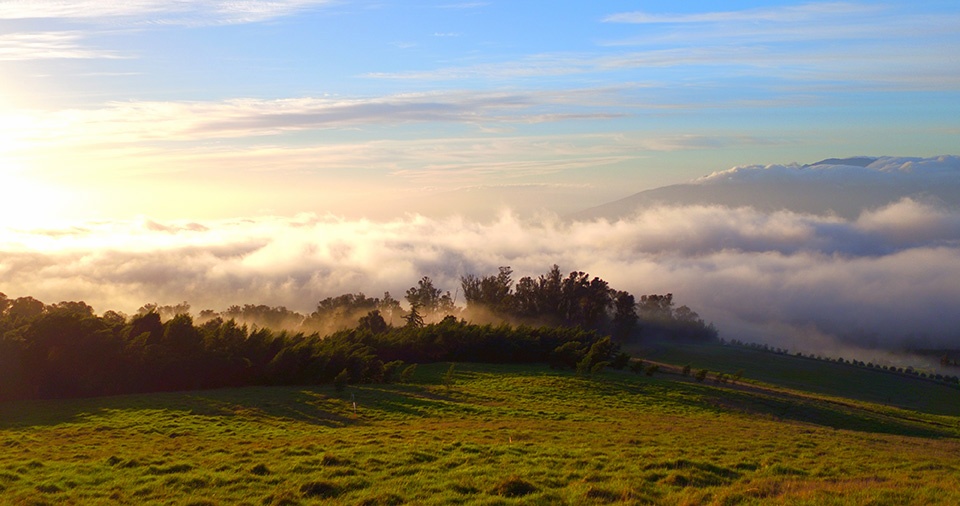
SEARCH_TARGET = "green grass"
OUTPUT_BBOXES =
[1,361,960,505]
[635,341,960,416]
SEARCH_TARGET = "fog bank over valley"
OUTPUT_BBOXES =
[2,156,958,360]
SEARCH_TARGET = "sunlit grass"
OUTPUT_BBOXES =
[1,362,959,504]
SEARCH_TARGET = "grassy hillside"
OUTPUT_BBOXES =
[1,359,959,505]
[636,342,960,416]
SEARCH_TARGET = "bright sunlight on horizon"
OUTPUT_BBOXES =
[2,0,959,356]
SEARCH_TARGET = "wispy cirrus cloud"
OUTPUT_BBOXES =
[436,2,489,9]
[1,88,647,150]
[600,2,960,88]
[364,2,960,91]
[0,1,335,61]
[1,89,770,186]
[366,45,960,91]
[603,2,880,24]
[0,32,125,60]
[0,0,333,25]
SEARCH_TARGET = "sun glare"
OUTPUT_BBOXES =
[0,170,72,229]
[0,97,73,229]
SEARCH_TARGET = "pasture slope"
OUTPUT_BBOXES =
[1,345,959,505]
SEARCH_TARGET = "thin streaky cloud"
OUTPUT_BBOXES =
[603,2,882,24]
[7,126,772,187]
[0,32,126,60]
[3,89,650,149]
[603,10,960,49]
[437,2,489,9]
[367,34,960,91]
[390,156,633,181]
[0,0,333,25]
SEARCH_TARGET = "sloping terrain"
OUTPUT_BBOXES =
[1,357,959,505]
[573,156,960,221]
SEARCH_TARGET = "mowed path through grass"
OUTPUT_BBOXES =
[1,363,960,505]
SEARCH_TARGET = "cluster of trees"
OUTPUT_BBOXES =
[459,266,717,341]
[0,295,617,402]
[128,266,716,342]
[0,266,716,401]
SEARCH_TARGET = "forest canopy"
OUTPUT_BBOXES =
[0,266,715,401]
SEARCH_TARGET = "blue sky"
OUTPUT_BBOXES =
[1,0,959,223]
[3,2,960,351]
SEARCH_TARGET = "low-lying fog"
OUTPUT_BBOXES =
[3,195,958,366]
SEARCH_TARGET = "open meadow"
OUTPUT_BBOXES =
[2,357,960,505]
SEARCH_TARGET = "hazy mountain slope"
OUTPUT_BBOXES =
[573,156,960,221]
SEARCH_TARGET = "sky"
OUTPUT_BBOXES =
[2,1,960,357]
[1,0,958,223]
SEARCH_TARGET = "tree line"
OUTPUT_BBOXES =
[0,266,716,401]
[725,339,960,387]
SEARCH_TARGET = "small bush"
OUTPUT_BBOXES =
[36,483,62,493]
[399,364,417,383]
[452,483,480,495]
[360,493,404,506]
[695,369,709,382]
[146,463,193,475]
[610,352,631,370]
[300,480,341,499]
[585,486,620,503]
[321,455,352,467]
[442,363,456,389]
[682,364,691,376]
[492,476,537,497]
[334,369,349,392]
[251,463,270,476]
[591,361,610,374]
[382,360,405,383]
[262,490,299,506]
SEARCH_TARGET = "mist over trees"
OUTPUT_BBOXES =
[458,265,716,341]
[0,266,715,402]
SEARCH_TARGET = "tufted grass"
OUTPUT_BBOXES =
[1,359,959,505]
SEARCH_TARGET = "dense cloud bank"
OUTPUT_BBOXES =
[2,197,959,354]
[579,156,960,222]
[705,155,960,183]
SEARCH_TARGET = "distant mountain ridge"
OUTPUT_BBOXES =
[803,157,876,168]
[573,156,960,221]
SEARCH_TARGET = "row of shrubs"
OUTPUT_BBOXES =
[0,301,623,401]
[725,339,960,387]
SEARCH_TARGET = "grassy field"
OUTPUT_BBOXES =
[1,358,960,505]
[634,342,960,416]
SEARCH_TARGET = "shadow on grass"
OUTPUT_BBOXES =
[0,369,487,430]
[0,384,403,430]
[600,372,957,439]
[2,362,953,440]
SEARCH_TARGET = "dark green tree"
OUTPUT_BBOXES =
[461,266,513,313]
[358,310,388,334]
[611,290,638,339]
[333,368,349,392]
[403,305,424,328]
[405,276,456,320]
